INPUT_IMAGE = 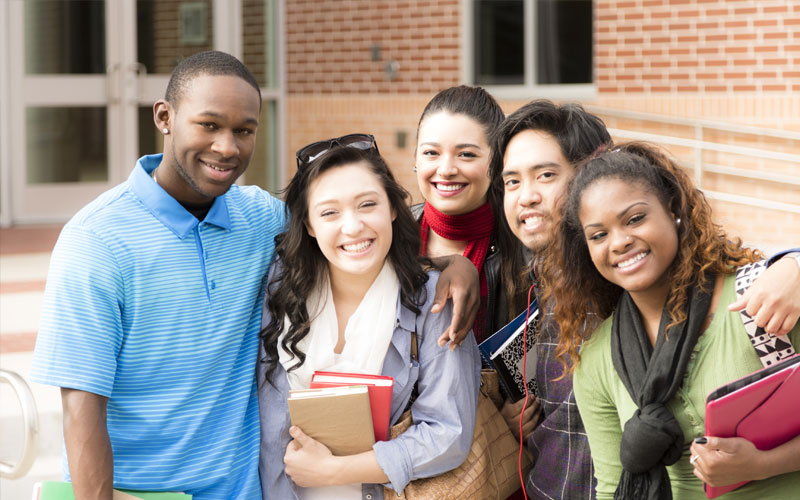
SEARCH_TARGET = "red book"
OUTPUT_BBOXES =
[310,371,394,442]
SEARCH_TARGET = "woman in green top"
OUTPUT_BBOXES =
[541,142,800,499]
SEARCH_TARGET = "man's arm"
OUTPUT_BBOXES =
[428,254,480,349]
[728,251,800,335]
[61,388,114,500]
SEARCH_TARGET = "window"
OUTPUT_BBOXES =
[467,0,593,98]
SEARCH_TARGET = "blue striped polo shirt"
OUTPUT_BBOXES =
[31,154,286,499]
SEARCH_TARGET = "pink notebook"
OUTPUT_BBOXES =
[704,354,800,498]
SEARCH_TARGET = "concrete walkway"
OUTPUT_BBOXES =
[1,225,64,498]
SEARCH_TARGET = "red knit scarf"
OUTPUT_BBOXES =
[420,201,494,341]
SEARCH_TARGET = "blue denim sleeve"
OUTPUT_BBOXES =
[257,344,297,500]
[373,278,482,493]
[258,266,297,500]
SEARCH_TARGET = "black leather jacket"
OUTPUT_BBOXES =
[411,203,509,337]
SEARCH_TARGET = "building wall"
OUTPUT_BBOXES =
[286,0,461,94]
[594,0,800,129]
[283,0,799,252]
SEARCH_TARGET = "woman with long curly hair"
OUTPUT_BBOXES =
[257,140,480,500]
[543,142,800,499]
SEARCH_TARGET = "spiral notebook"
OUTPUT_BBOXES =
[478,300,539,402]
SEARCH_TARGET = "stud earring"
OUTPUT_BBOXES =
[163,128,169,135]
[676,218,681,226]
[413,165,417,173]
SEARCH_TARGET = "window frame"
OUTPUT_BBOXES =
[461,0,596,100]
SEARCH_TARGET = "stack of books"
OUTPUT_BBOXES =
[287,372,394,455]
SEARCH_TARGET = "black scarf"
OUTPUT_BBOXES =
[610,277,713,500]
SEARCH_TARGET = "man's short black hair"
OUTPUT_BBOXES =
[489,99,611,182]
[164,50,261,108]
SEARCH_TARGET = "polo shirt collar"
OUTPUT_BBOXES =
[130,154,232,238]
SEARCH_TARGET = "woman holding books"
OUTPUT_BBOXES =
[413,86,538,443]
[258,137,481,499]
[544,141,800,499]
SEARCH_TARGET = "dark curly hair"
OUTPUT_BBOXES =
[542,142,761,375]
[417,85,528,320]
[260,146,433,383]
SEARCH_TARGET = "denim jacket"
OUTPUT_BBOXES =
[258,270,481,500]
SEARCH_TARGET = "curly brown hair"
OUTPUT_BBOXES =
[541,141,762,376]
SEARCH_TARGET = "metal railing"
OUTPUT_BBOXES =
[585,105,800,215]
[0,369,39,479]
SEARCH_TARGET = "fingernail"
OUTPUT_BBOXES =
[694,436,707,444]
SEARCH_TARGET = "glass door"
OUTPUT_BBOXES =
[4,0,280,223]
[8,0,121,222]
[7,0,219,222]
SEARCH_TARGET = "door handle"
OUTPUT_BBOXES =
[106,63,120,104]
[129,62,148,104]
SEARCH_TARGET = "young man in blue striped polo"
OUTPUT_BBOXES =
[31,51,479,500]
[31,50,276,500]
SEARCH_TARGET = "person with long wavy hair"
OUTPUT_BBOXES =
[413,85,529,342]
[257,142,480,500]
[412,87,538,461]
[544,142,800,499]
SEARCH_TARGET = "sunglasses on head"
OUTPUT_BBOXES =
[295,133,379,169]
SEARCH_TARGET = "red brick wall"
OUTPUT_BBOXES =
[283,0,800,252]
[286,0,461,94]
[595,0,800,94]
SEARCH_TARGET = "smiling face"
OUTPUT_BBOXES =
[156,74,260,204]
[502,129,574,253]
[415,111,492,215]
[305,162,396,287]
[579,177,679,304]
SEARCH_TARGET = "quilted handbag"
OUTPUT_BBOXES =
[385,369,532,500]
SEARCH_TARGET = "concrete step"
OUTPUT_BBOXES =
[0,253,51,284]
[0,455,62,500]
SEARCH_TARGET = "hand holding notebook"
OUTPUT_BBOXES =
[701,354,800,498]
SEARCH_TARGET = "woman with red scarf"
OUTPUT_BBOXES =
[413,86,537,447]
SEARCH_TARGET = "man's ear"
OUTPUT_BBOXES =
[154,99,172,131]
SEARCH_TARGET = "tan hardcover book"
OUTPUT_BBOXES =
[287,385,375,456]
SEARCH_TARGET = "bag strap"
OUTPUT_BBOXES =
[400,332,419,415]
[735,260,796,367]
